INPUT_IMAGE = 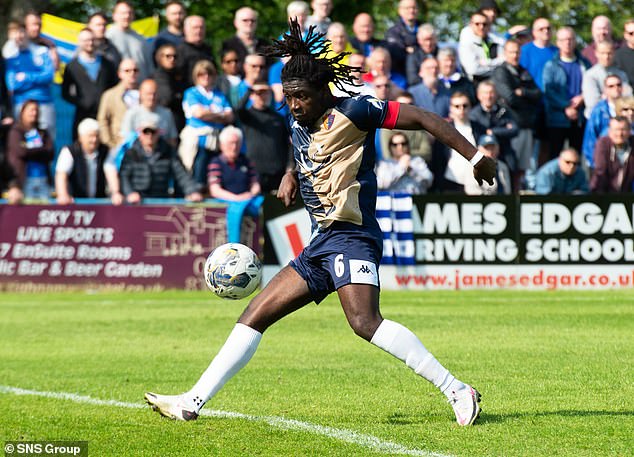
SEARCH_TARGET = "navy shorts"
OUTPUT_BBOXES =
[290,223,382,303]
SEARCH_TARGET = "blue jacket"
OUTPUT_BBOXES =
[581,99,612,167]
[542,51,590,128]
[535,157,589,194]
[4,43,54,106]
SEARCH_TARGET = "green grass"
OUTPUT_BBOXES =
[1,290,633,456]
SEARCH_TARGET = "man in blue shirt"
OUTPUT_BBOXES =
[535,147,588,194]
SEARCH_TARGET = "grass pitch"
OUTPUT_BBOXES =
[0,289,632,456]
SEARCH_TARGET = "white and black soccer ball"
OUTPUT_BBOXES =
[204,243,262,300]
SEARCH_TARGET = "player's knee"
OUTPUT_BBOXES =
[346,313,381,341]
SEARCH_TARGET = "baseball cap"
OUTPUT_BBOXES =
[478,134,498,146]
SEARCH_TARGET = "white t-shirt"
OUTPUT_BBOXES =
[55,146,99,198]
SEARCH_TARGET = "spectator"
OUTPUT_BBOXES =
[175,15,216,88]
[616,96,634,132]
[405,23,439,86]
[120,79,178,147]
[362,47,407,91]
[331,52,374,97]
[97,58,140,151]
[229,53,267,108]
[0,55,13,130]
[55,118,123,205]
[370,75,399,101]
[152,43,186,131]
[463,134,512,195]
[235,81,292,193]
[385,0,420,79]
[430,91,485,192]
[409,57,450,117]
[478,0,504,43]
[324,22,356,65]
[180,60,234,186]
[62,28,118,140]
[2,20,20,59]
[24,10,59,70]
[582,41,631,119]
[6,100,54,200]
[4,21,55,142]
[376,132,433,194]
[0,153,22,204]
[582,74,626,168]
[221,7,269,75]
[208,125,262,243]
[305,0,333,35]
[379,92,432,163]
[208,125,260,200]
[492,39,542,189]
[152,0,186,61]
[285,1,310,38]
[469,79,519,176]
[615,20,634,85]
[216,49,243,100]
[106,1,153,81]
[542,27,590,164]
[119,116,202,203]
[437,47,475,104]
[590,116,634,193]
[349,12,388,58]
[458,10,504,82]
[582,15,616,65]
[87,11,122,68]
[535,147,588,194]
[520,18,558,91]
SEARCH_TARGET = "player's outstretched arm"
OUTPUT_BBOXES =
[394,103,496,185]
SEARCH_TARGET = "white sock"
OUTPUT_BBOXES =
[370,319,465,398]
[186,323,262,412]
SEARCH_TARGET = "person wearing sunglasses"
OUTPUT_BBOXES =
[153,44,187,131]
[615,19,634,85]
[118,115,202,204]
[534,147,588,194]
[376,132,433,194]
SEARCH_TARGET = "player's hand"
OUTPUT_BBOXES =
[473,155,496,186]
[277,171,298,207]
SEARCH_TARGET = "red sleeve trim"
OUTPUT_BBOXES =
[382,101,400,129]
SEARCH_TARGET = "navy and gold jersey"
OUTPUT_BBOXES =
[290,95,399,234]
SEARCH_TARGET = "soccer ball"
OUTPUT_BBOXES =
[204,243,262,299]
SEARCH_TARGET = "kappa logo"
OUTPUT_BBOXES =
[349,259,378,286]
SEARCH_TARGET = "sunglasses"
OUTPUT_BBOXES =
[141,128,158,135]
[563,160,579,166]
[452,103,469,109]
[390,141,408,147]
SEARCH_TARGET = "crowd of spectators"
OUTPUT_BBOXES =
[1,0,633,207]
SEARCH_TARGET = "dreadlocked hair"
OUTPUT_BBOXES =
[263,18,363,96]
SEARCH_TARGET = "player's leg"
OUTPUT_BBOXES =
[337,284,481,426]
[145,266,313,420]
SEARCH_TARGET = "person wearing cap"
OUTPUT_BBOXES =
[55,118,123,205]
[118,116,203,204]
[463,134,511,195]
[535,147,588,194]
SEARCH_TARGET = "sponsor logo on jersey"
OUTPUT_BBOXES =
[324,113,335,130]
